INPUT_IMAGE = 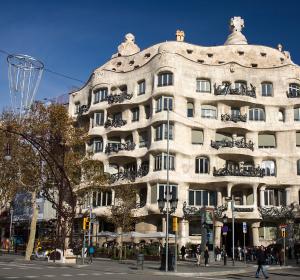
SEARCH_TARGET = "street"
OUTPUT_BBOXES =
[0,258,300,280]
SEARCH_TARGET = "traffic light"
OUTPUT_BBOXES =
[83,217,90,230]
[172,217,178,232]
[281,227,286,238]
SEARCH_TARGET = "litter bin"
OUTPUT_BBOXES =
[137,253,144,270]
[160,250,175,271]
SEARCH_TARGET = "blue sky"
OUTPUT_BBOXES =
[0,0,299,110]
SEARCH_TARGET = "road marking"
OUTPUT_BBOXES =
[42,275,55,278]
[104,272,114,274]
[2,267,13,269]
[4,277,20,279]
[76,273,88,276]
[92,272,102,275]
[24,277,38,279]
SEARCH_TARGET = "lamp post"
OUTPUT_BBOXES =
[158,194,178,272]
[222,214,228,265]
[225,197,235,266]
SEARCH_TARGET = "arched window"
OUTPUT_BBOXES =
[157,71,173,87]
[94,87,108,103]
[196,79,211,93]
[187,102,194,117]
[93,137,103,153]
[289,83,300,97]
[249,107,265,121]
[258,134,276,148]
[261,82,273,97]
[261,160,276,176]
[201,105,217,119]
[93,111,104,127]
[278,109,284,122]
[195,156,209,174]
[297,160,300,175]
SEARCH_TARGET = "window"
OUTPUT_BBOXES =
[249,107,265,121]
[131,107,139,122]
[139,131,148,148]
[234,80,247,91]
[94,88,108,103]
[297,160,300,175]
[278,109,284,122]
[231,107,241,117]
[94,111,104,127]
[258,134,276,148]
[138,80,146,95]
[264,189,286,206]
[93,137,103,153]
[289,83,300,97]
[188,190,216,206]
[157,72,173,87]
[195,156,209,174]
[187,102,194,117]
[158,184,177,200]
[113,112,122,121]
[144,105,151,119]
[92,191,112,207]
[259,223,278,240]
[261,160,276,176]
[75,103,80,114]
[196,79,211,93]
[154,153,175,171]
[155,123,174,141]
[156,96,173,112]
[201,105,217,119]
[294,107,300,121]
[297,132,300,147]
[262,82,273,97]
[191,129,203,144]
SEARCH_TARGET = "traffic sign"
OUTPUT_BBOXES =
[281,227,286,237]
[222,225,228,235]
[242,222,247,233]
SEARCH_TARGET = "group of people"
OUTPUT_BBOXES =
[180,245,210,266]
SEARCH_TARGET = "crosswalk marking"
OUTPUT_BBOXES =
[42,275,55,278]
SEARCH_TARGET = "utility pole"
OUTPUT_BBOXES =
[231,198,235,266]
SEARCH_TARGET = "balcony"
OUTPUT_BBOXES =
[105,142,136,154]
[221,113,247,123]
[109,165,149,183]
[211,138,254,151]
[106,91,133,104]
[104,118,127,128]
[213,166,264,177]
[214,82,256,98]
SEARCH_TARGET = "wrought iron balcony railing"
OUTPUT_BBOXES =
[258,205,295,219]
[221,113,247,122]
[211,138,254,151]
[105,142,136,154]
[109,165,149,183]
[213,166,264,177]
[214,82,256,98]
[104,118,127,128]
[286,90,300,98]
[106,91,133,104]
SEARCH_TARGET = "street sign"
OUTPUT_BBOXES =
[222,225,228,235]
[281,227,286,237]
[242,222,247,233]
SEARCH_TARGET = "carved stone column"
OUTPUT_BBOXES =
[259,185,266,207]
[214,220,223,248]
[251,222,260,246]
[227,182,233,198]
[252,183,258,209]
[178,218,189,247]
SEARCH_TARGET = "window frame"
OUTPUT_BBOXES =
[94,111,104,127]
[156,96,173,112]
[195,156,209,174]
[94,87,108,103]
[138,80,146,95]
[93,137,103,153]
[157,72,173,87]
[261,82,273,97]
[154,153,175,171]
[249,107,265,121]
[196,79,211,93]
[155,123,174,141]
[131,107,140,122]
[188,189,216,206]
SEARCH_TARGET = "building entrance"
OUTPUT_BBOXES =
[221,222,250,257]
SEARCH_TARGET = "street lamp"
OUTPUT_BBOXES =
[222,214,228,265]
[158,193,178,272]
[225,197,235,266]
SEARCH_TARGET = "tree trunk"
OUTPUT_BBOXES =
[25,191,38,261]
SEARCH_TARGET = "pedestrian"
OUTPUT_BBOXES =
[204,246,209,266]
[279,248,284,266]
[196,245,201,266]
[181,245,186,260]
[255,245,269,279]
[88,244,95,264]
[215,246,221,261]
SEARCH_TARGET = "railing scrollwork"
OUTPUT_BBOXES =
[214,82,256,98]
[109,165,149,183]
[221,113,247,122]
[105,142,136,154]
[213,166,264,177]
[104,118,127,128]
[211,138,254,151]
[106,91,133,104]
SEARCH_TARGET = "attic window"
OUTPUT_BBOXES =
[144,53,151,58]
[197,59,204,64]
[112,68,116,71]
[134,65,140,69]
[218,61,225,64]
[129,60,135,66]
[260,52,267,57]
[187,49,193,54]
[280,57,284,62]
[238,51,244,56]
[116,62,122,67]
[207,53,213,58]
[251,63,258,68]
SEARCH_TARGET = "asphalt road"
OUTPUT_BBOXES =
[0,259,300,280]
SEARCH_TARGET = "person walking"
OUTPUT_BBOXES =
[88,244,95,264]
[180,245,186,260]
[215,246,221,261]
[255,246,269,279]
[196,245,201,266]
[204,246,209,267]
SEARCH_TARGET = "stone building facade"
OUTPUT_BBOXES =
[69,17,300,249]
